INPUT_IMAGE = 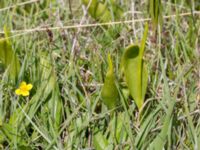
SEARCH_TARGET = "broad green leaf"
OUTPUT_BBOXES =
[82,0,122,22]
[82,0,97,18]
[121,24,148,109]
[0,26,20,83]
[142,62,148,101]
[122,45,141,107]
[101,54,119,109]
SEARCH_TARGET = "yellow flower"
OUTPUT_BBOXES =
[15,81,33,96]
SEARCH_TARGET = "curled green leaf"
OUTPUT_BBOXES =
[121,24,148,109]
[0,26,20,83]
[101,54,119,110]
[82,0,122,22]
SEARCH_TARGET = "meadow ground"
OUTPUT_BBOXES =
[0,0,200,149]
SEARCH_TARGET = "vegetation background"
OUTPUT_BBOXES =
[0,0,200,149]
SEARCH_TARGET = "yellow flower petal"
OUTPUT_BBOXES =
[15,89,22,95]
[20,81,27,87]
[27,84,33,90]
[21,91,29,96]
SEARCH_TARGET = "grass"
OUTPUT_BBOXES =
[0,0,200,149]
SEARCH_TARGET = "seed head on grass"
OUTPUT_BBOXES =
[15,81,33,96]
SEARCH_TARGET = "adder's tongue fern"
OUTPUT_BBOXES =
[82,0,122,22]
[101,54,119,110]
[120,24,149,110]
[101,24,149,111]
[0,26,21,84]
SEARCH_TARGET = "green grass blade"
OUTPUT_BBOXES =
[135,105,161,149]
[148,102,175,150]
[93,132,109,150]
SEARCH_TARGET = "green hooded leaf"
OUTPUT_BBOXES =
[101,54,119,110]
[121,24,148,109]
[82,0,122,22]
[0,26,20,83]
